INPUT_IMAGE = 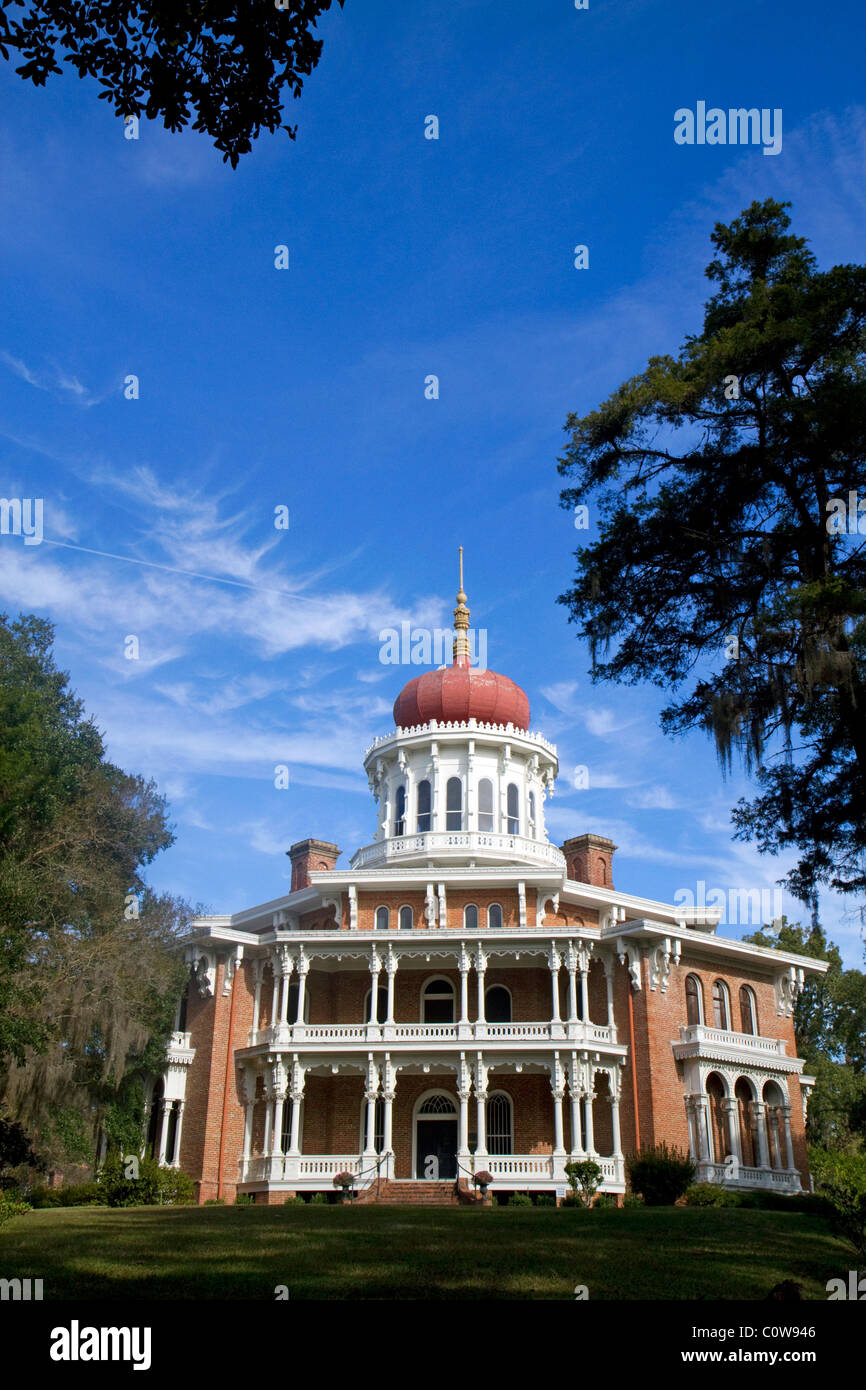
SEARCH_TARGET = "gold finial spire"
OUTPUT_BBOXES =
[453,545,470,662]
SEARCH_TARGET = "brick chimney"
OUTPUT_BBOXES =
[561,833,617,889]
[288,838,341,892]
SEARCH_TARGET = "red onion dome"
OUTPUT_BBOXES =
[392,551,530,731]
[393,656,530,731]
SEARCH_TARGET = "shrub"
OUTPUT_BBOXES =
[626,1143,695,1206]
[234,1192,254,1207]
[593,1192,617,1209]
[0,1192,31,1226]
[309,1192,327,1204]
[563,1158,603,1207]
[507,1192,533,1207]
[204,1197,226,1205]
[810,1148,866,1257]
[623,1192,644,1208]
[27,1182,104,1208]
[157,1168,194,1206]
[283,1195,304,1205]
[535,1193,556,1207]
[684,1183,738,1208]
[98,1154,195,1207]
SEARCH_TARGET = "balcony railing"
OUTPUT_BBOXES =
[350,830,565,871]
[165,1031,194,1063]
[674,1024,787,1057]
[695,1161,801,1193]
[245,1019,617,1049]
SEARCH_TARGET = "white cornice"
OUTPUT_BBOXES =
[613,919,829,976]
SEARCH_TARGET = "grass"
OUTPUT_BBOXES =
[0,1203,851,1300]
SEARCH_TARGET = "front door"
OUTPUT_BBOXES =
[416,1120,458,1179]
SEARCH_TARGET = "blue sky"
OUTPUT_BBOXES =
[1,0,864,963]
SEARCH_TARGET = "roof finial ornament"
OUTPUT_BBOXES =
[453,545,470,664]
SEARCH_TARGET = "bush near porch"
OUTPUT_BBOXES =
[0,1202,850,1300]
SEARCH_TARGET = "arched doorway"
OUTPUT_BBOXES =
[414,1092,458,1179]
[705,1073,727,1163]
[735,1077,757,1167]
[763,1080,786,1169]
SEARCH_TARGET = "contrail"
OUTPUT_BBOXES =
[39,538,320,602]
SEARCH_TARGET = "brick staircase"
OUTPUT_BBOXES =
[357,1179,471,1206]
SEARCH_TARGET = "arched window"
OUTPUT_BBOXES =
[422,978,455,1024]
[375,906,390,932]
[416,779,431,833]
[712,979,731,1030]
[464,903,479,930]
[487,903,503,930]
[487,1092,513,1155]
[506,783,519,835]
[446,777,463,831]
[418,1093,457,1115]
[394,785,406,836]
[528,791,536,837]
[363,986,389,1024]
[685,974,703,1026]
[739,985,757,1035]
[597,855,609,886]
[399,905,413,930]
[485,985,511,1023]
[478,778,494,832]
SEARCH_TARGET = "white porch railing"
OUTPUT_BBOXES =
[246,1020,616,1049]
[696,1160,801,1192]
[238,1152,626,1190]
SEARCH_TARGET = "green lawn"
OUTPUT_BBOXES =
[0,1204,851,1300]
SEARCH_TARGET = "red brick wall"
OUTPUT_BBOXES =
[182,954,255,1203]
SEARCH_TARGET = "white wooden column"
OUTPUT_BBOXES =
[278,948,292,1028]
[368,947,382,1026]
[458,945,471,1027]
[475,948,487,1027]
[458,1054,472,1159]
[251,960,263,1034]
[288,1057,306,1156]
[172,1100,185,1168]
[781,1104,796,1170]
[294,949,309,1028]
[381,1056,395,1175]
[753,1101,770,1167]
[385,948,398,1026]
[579,947,591,1022]
[551,1054,566,1157]
[568,1054,584,1155]
[610,1070,623,1160]
[363,1055,380,1159]
[548,946,562,1024]
[269,955,281,1028]
[693,1094,711,1162]
[566,942,579,1024]
[474,1054,488,1158]
[583,1071,596,1155]
[603,956,616,1038]
[722,1097,742,1163]
[157,1099,171,1164]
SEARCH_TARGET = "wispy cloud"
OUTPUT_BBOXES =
[1,351,109,408]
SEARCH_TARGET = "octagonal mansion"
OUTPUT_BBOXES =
[152,571,824,1204]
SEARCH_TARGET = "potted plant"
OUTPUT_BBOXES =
[473,1170,493,1203]
[333,1171,357,1202]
